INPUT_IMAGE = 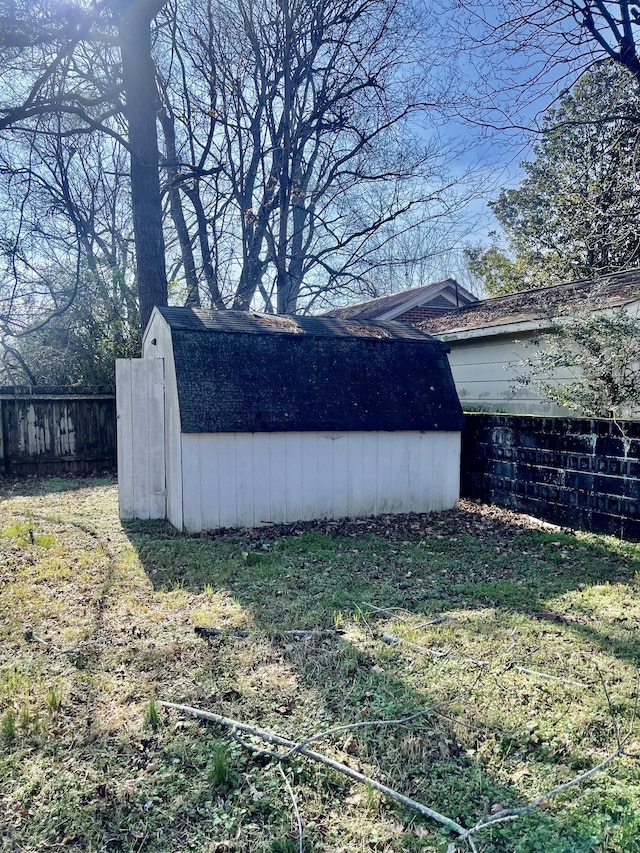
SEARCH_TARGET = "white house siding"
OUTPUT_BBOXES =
[437,296,640,416]
[445,333,575,415]
[180,430,460,533]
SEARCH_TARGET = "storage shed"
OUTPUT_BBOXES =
[116,307,464,532]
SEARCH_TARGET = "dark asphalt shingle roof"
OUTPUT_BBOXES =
[155,308,464,434]
[323,279,477,320]
[159,306,437,339]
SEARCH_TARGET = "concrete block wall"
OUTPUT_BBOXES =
[461,414,640,541]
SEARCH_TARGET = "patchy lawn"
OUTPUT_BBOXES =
[1,477,640,852]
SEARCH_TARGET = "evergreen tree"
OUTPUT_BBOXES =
[468,62,640,296]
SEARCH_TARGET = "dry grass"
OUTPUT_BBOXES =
[1,477,640,852]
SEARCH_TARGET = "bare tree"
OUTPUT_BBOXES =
[453,0,640,131]
[158,0,466,313]
[110,0,168,327]
[0,0,476,369]
[0,118,140,383]
[0,0,169,330]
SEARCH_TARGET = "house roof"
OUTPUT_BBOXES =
[152,307,464,434]
[323,279,478,322]
[419,269,640,338]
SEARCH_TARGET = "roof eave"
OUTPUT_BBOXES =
[434,317,552,342]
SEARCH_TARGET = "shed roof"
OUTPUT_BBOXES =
[152,307,464,434]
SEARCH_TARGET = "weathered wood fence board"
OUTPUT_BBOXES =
[461,413,640,541]
[0,387,116,476]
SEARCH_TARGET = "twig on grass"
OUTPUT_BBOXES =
[596,660,623,748]
[160,701,468,837]
[508,666,588,689]
[460,747,624,840]
[381,633,454,659]
[278,703,450,760]
[363,603,454,630]
[194,626,250,639]
[163,697,638,852]
[277,762,304,853]
[453,667,640,849]
[381,633,494,668]
[230,728,289,762]
[286,629,344,639]
[194,626,344,641]
[353,604,376,639]
[622,669,640,759]
[23,627,91,656]
[381,630,589,689]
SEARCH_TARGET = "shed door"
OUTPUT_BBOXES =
[116,358,166,520]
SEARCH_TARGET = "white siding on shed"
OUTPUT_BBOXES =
[116,357,166,520]
[180,430,460,533]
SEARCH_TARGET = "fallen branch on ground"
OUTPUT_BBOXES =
[160,700,468,838]
[362,603,454,629]
[23,627,93,656]
[508,665,588,689]
[277,762,304,853]
[162,698,637,852]
[454,746,624,848]
[381,632,588,688]
[382,632,453,659]
[277,703,451,759]
[194,626,344,641]
[194,626,250,639]
[285,629,344,639]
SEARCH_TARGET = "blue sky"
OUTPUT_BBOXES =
[419,0,608,276]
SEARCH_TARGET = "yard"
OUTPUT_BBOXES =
[1,478,640,852]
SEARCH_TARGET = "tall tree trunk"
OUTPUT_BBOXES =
[159,108,201,307]
[275,1,293,315]
[113,0,168,332]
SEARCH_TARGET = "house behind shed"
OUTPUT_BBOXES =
[420,270,640,415]
[116,308,464,532]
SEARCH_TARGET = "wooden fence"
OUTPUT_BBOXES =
[0,387,116,476]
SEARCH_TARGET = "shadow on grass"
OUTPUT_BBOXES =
[121,508,640,852]
[0,474,116,499]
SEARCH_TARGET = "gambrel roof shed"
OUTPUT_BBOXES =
[153,307,464,434]
[117,307,464,532]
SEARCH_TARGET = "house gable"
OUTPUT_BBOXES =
[323,279,478,323]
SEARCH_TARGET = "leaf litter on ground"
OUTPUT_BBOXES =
[0,476,640,852]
